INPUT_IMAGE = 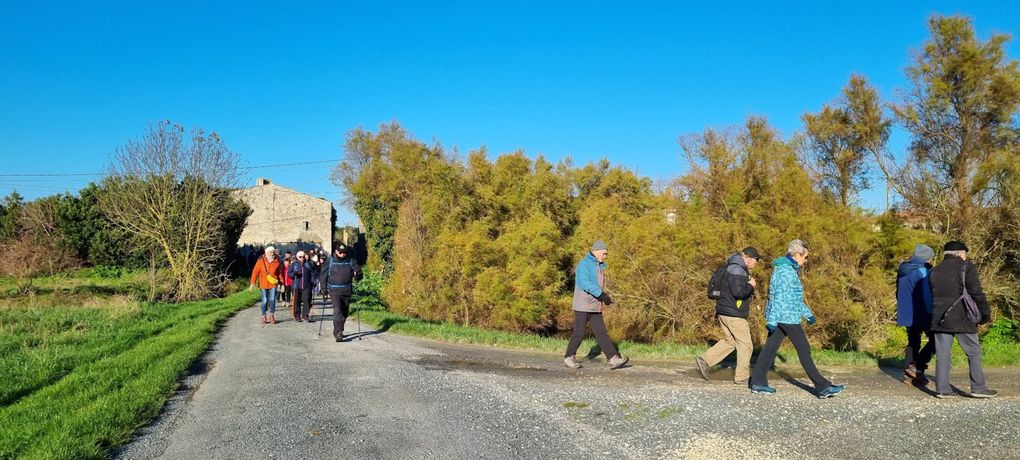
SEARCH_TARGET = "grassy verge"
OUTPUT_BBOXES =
[0,272,258,459]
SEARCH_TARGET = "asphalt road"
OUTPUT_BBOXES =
[119,299,1020,459]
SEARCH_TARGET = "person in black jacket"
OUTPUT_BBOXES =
[695,247,760,384]
[327,243,362,342]
[929,241,996,398]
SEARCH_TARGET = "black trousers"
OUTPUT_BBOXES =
[564,310,618,359]
[282,284,292,302]
[751,323,832,392]
[331,292,351,338]
[906,325,935,372]
[292,287,312,318]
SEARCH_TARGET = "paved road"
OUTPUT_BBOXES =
[119,300,1020,459]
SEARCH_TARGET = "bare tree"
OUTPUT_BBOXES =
[100,121,241,301]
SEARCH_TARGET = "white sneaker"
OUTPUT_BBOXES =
[608,355,629,369]
[564,356,582,369]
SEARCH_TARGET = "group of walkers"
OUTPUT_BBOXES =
[566,238,998,399]
[249,243,363,342]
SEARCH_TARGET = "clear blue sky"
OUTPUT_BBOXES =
[2,1,1018,225]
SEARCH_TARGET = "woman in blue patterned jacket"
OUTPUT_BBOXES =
[749,239,845,398]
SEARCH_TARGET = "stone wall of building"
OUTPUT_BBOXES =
[233,179,334,252]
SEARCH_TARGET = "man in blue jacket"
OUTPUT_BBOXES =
[563,240,629,369]
[896,244,934,384]
[288,251,315,322]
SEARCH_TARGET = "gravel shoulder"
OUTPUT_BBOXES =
[118,300,1020,460]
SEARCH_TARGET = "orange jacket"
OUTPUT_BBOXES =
[250,256,285,289]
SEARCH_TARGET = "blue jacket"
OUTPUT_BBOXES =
[763,255,813,328]
[895,256,932,328]
[572,252,606,312]
[288,260,315,290]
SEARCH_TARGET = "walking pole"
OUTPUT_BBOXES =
[357,300,362,340]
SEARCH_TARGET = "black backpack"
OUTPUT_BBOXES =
[707,264,730,300]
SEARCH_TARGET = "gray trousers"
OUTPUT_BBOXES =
[933,332,987,394]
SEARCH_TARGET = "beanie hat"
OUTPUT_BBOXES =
[913,244,935,261]
[591,240,608,252]
[944,241,969,252]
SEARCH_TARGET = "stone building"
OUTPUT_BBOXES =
[233,178,335,257]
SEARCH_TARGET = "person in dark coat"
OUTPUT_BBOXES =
[695,247,760,385]
[327,244,362,342]
[929,241,996,398]
[288,251,315,322]
[896,244,935,384]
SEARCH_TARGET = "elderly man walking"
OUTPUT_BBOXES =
[289,251,314,322]
[930,241,997,398]
[897,244,935,384]
[695,247,760,385]
[563,240,629,370]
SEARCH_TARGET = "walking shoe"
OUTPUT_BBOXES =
[296,317,304,322]
[935,391,958,399]
[912,372,930,385]
[306,316,315,323]
[260,315,268,324]
[695,357,710,380]
[970,389,998,399]
[564,356,582,369]
[817,384,845,399]
[335,333,344,343]
[904,362,918,380]
[750,384,776,395]
[269,314,277,324]
[608,355,629,369]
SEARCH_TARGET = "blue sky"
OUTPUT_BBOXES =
[2,1,1018,225]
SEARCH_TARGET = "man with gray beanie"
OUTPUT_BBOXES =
[929,241,996,398]
[896,244,935,384]
[563,240,629,369]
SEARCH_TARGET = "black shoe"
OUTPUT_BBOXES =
[335,333,344,342]
[970,389,998,398]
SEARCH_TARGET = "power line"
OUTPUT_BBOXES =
[0,159,339,178]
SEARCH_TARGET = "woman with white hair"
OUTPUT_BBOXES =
[749,239,845,398]
[249,246,285,324]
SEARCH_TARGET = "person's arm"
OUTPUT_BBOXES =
[576,259,602,298]
[727,265,754,300]
[250,261,262,288]
[352,260,363,281]
[965,263,991,324]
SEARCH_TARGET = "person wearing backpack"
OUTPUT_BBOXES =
[288,251,315,322]
[749,239,845,398]
[896,244,935,385]
[249,246,285,324]
[327,243,362,342]
[929,241,996,398]
[695,247,760,385]
[563,240,629,370]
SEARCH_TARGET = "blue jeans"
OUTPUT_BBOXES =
[260,288,277,315]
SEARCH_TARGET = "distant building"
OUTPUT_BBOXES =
[232,178,335,255]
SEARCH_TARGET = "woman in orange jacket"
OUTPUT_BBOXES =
[250,246,286,324]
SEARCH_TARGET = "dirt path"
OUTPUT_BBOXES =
[119,299,1020,459]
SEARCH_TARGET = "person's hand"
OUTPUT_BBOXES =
[766,324,777,333]
[748,278,757,288]
[806,316,816,326]
[248,284,254,292]
[597,293,613,305]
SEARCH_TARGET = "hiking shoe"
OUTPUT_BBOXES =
[912,372,930,385]
[695,357,710,380]
[817,384,845,399]
[904,363,918,380]
[260,315,268,324]
[935,391,958,399]
[335,334,344,343]
[751,384,776,395]
[268,314,278,324]
[564,356,582,369]
[306,316,315,323]
[608,355,629,369]
[970,389,998,399]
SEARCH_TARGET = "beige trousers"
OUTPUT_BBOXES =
[700,315,752,382]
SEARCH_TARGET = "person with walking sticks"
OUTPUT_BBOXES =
[327,243,362,342]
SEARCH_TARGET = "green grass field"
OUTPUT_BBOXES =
[0,272,258,459]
